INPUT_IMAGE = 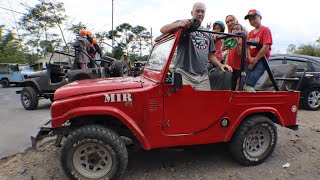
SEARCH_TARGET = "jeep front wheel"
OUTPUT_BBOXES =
[60,126,128,179]
[229,116,277,166]
[21,87,39,110]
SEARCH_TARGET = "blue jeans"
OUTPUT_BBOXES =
[245,60,266,87]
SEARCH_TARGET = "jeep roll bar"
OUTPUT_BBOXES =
[195,29,249,91]
[245,41,279,91]
[157,23,303,92]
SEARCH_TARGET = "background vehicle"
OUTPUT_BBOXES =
[0,63,32,88]
[268,54,320,110]
[17,51,128,110]
[130,61,146,76]
[31,28,299,179]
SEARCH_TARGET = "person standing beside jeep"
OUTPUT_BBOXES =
[160,2,232,91]
[75,29,90,69]
[244,9,272,92]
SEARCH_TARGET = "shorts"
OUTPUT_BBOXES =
[175,68,210,91]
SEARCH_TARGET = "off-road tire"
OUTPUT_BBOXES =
[229,115,277,166]
[112,61,128,77]
[60,125,128,180]
[21,86,39,110]
[1,79,9,88]
[302,88,320,111]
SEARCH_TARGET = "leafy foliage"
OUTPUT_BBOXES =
[2,0,152,65]
[19,0,68,55]
[287,42,320,57]
[0,30,26,64]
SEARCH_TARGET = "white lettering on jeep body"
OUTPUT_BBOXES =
[105,93,132,102]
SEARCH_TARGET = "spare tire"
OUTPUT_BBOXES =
[112,60,128,77]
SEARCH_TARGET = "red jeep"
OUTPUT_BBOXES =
[32,28,299,179]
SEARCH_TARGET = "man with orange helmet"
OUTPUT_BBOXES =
[93,38,102,59]
[86,30,95,67]
[86,31,95,57]
[74,29,90,69]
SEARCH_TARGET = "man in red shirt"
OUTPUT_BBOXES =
[244,9,272,92]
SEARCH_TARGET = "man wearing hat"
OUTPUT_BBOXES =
[244,9,273,92]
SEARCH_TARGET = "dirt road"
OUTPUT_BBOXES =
[0,110,319,180]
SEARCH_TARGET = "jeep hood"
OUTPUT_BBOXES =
[54,77,143,100]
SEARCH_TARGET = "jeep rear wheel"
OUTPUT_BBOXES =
[1,79,9,88]
[21,87,39,110]
[229,116,277,166]
[303,88,320,111]
[60,126,128,180]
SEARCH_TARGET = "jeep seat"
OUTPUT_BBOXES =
[48,64,66,83]
[255,64,298,91]
[208,67,232,90]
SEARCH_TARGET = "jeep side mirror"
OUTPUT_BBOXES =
[173,72,183,92]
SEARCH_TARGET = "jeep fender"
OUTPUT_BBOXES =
[51,106,151,150]
[19,78,41,90]
[224,107,283,142]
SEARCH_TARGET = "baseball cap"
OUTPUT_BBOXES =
[244,9,262,20]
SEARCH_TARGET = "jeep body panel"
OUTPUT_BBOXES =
[50,80,299,150]
[54,76,143,100]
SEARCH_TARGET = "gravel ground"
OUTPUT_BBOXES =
[0,110,319,180]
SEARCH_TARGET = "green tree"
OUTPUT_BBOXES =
[288,38,320,57]
[19,0,68,56]
[287,44,296,54]
[115,23,134,54]
[294,44,320,57]
[67,22,87,35]
[0,30,26,64]
[131,25,151,56]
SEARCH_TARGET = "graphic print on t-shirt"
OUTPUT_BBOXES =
[191,31,209,50]
[249,37,260,49]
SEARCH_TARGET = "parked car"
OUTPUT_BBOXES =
[0,63,32,88]
[130,61,146,76]
[268,54,320,110]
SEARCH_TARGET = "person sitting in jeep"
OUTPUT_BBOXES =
[160,2,232,91]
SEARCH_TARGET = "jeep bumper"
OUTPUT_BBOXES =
[31,118,71,149]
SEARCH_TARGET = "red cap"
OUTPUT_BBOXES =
[244,9,262,20]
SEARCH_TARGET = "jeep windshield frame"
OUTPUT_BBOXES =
[142,30,183,83]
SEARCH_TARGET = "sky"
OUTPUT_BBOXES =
[1,0,320,54]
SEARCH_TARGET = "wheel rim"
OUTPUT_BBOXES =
[22,92,30,107]
[245,127,271,157]
[73,142,113,178]
[308,90,320,109]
